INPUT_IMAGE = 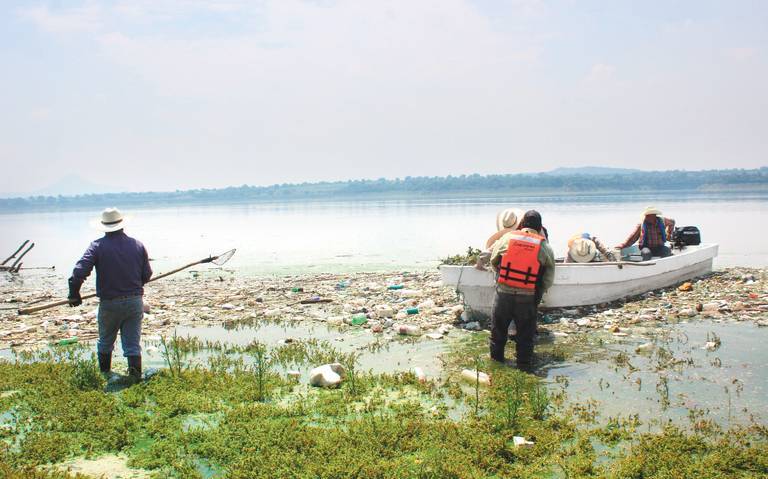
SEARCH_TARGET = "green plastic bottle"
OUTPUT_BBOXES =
[350,314,368,326]
[406,307,419,315]
[56,337,79,346]
[387,284,404,290]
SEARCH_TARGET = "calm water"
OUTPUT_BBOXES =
[1,192,767,278]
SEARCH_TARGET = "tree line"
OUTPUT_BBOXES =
[1,167,766,212]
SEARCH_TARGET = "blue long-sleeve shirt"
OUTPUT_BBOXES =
[70,231,152,299]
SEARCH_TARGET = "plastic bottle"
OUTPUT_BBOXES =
[406,307,419,315]
[460,369,491,386]
[55,337,79,346]
[291,287,304,293]
[387,284,404,290]
[350,313,368,326]
[335,280,350,290]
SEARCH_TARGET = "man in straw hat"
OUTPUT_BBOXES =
[489,210,555,370]
[474,208,525,272]
[68,208,152,384]
[615,206,675,261]
[565,233,617,263]
[477,207,551,270]
[485,208,525,249]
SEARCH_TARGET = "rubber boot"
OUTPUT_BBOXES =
[98,353,112,375]
[127,355,142,385]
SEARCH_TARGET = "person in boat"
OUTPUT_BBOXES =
[475,208,525,271]
[68,208,152,384]
[615,206,676,261]
[489,210,555,369]
[477,208,550,270]
[485,208,525,249]
[565,233,617,263]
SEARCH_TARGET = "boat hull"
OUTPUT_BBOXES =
[439,244,718,318]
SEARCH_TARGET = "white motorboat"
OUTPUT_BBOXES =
[439,243,718,318]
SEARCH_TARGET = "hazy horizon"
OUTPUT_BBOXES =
[1,166,766,200]
[2,1,767,196]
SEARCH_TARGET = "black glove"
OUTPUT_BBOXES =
[68,277,82,307]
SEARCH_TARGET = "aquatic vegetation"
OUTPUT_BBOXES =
[160,332,187,377]
[0,334,767,478]
[69,355,105,392]
[609,426,768,478]
[249,341,271,402]
[439,246,482,266]
[529,384,550,421]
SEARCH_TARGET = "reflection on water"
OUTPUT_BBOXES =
[1,192,767,278]
[541,321,768,429]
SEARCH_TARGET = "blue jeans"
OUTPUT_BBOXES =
[97,296,143,357]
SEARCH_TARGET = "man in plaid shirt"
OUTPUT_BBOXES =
[616,206,675,261]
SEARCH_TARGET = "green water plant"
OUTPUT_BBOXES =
[529,384,550,420]
[69,355,106,392]
[160,331,187,377]
[440,246,482,266]
[249,341,271,402]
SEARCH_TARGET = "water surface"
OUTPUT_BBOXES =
[1,191,766,278]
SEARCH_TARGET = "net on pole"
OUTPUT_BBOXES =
[212,248,236,266]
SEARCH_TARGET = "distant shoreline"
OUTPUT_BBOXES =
[2,185,768,215]
[2,167,767,214]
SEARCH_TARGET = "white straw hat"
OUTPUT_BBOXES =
[495,208,524,231]
[90,207,129,233]
[642,206,662,218]
[569,238,597,263]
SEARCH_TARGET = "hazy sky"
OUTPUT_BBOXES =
[1,0,766,194]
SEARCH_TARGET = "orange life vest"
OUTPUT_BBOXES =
[497,231,544,290]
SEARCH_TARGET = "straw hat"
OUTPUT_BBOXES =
[496,208,524,231]
[642,206,662,218]
[569,238,597,263]
[90,207,129,233]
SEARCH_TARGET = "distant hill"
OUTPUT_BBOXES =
[32,175,121,197]
[0,175,120,199]
[1,167,766,212]
[544,166,643,176]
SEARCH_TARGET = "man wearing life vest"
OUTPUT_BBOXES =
[489,210,555,369]
[615,206,675,261]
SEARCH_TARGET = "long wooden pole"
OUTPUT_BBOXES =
[17,257,209,315]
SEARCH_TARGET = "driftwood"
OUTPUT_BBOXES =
[2,240,29,266]
[1,241,35,273]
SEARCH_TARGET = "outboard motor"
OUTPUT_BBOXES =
[672,226,701,248]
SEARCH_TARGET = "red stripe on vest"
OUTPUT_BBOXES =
[497,231,543,290]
